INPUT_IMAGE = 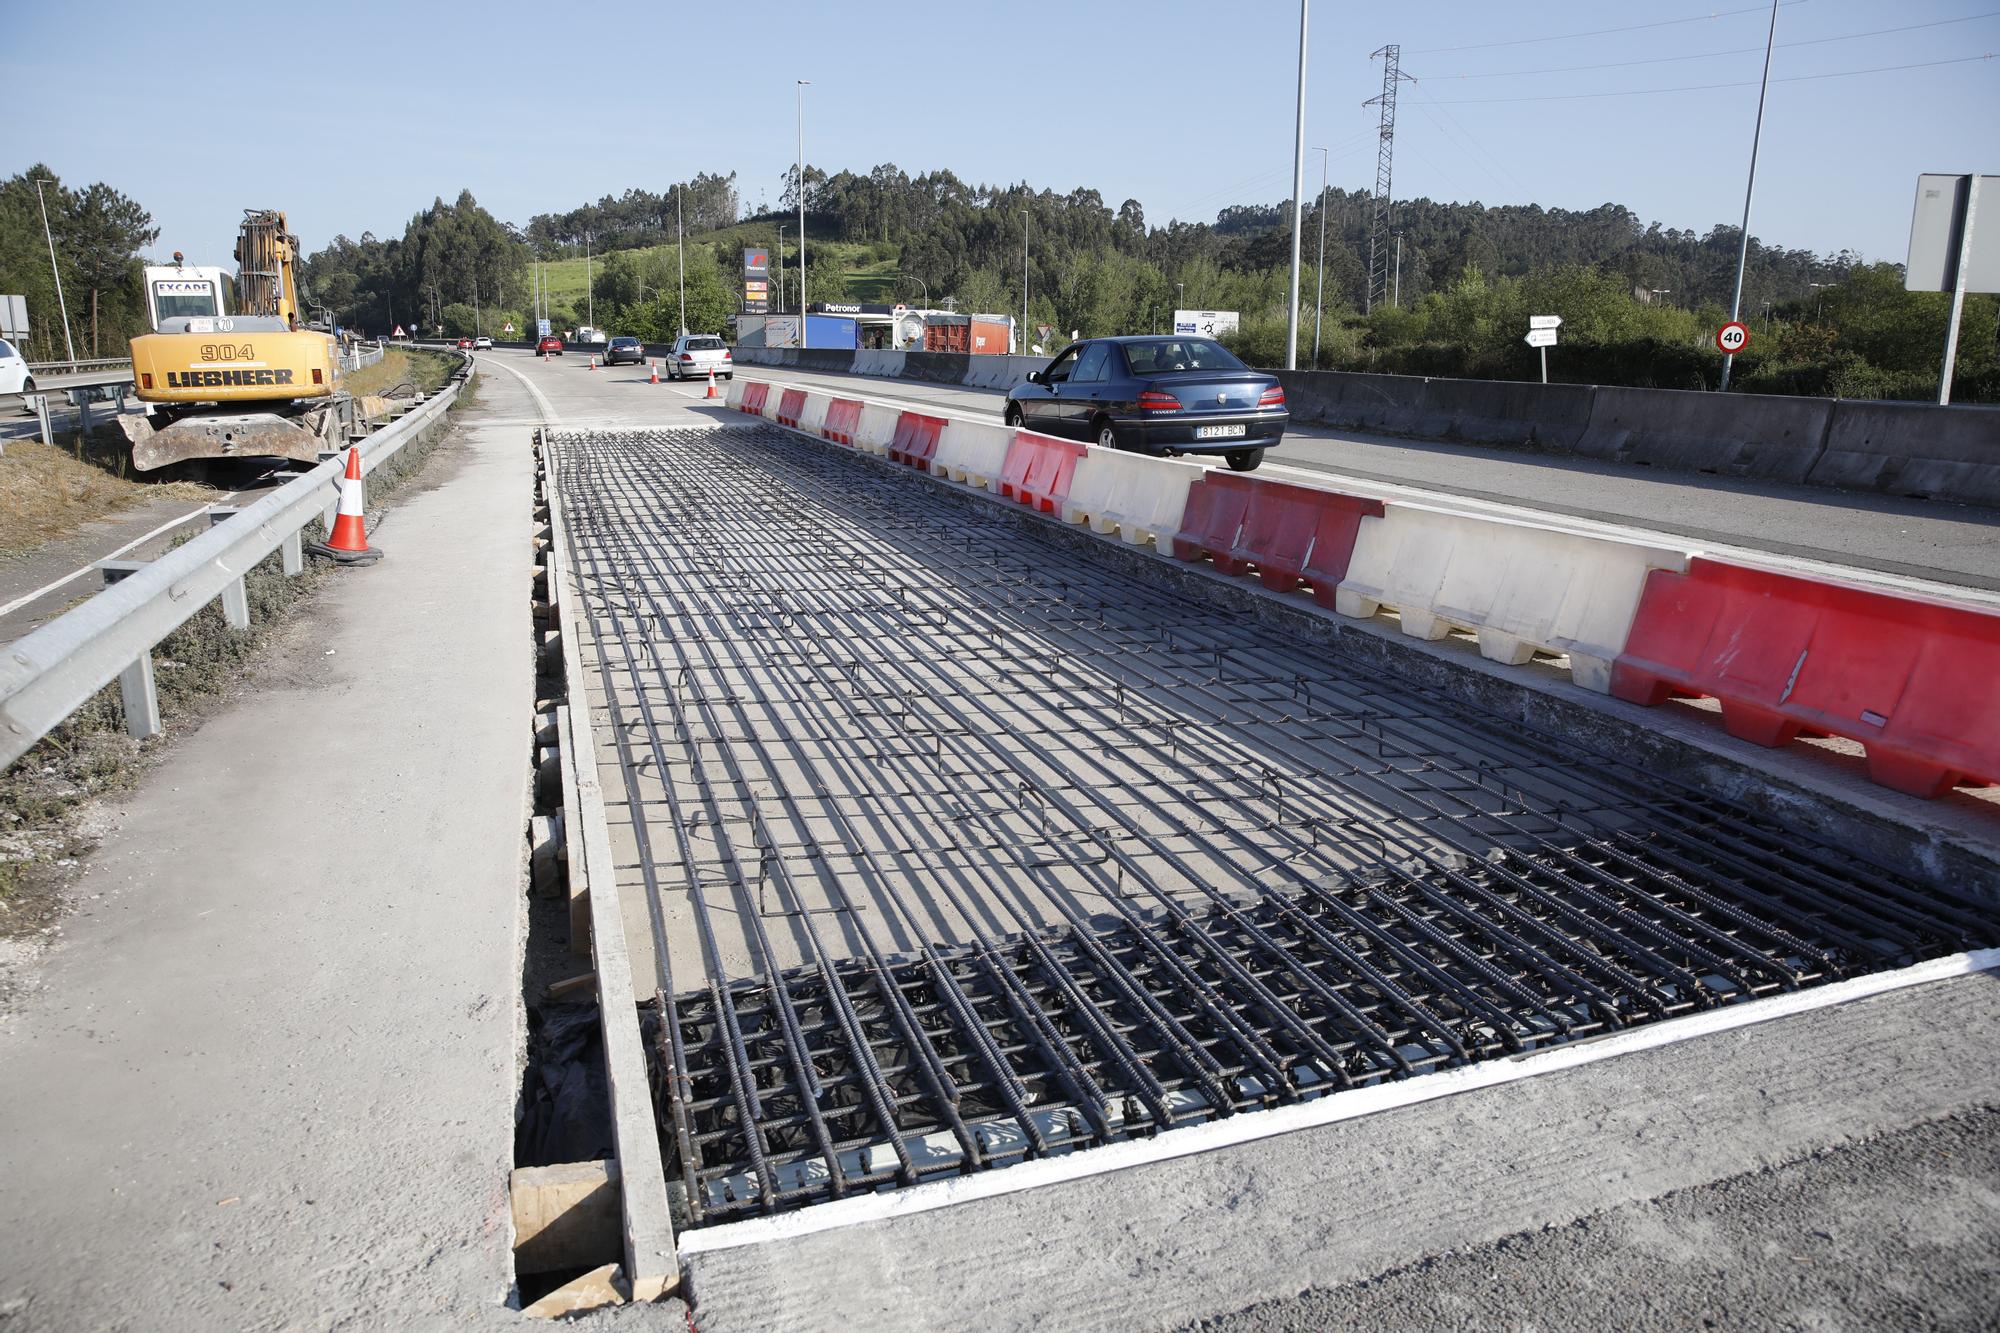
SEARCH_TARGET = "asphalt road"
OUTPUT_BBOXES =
[739,363,2000,596]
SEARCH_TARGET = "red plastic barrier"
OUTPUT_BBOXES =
[739,382,770,415]
[1171,473,1256,574]
[822,398,863,446]
[998,432,1085,512]
[1301,494,1386,608]
[775,388,807,428]
[1226,479,1385,595]
[1610,557,2000,798]
[887,411,946,470]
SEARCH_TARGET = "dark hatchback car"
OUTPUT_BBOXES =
[1004,335,1286,471]
[604,335,646,366]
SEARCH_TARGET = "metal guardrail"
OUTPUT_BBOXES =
[0,351,473,769]
[26,356,133,375]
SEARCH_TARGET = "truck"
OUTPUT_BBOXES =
[574,326,608,346]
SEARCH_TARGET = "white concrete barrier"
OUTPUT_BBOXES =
[1336,504,1691,692]
[934,419,1018,490]
[856,402,903,455]
[725,377,747,410]
[1061,451,1211,547]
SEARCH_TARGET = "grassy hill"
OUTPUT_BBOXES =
[530,230,907,309]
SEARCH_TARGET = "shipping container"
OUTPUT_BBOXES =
[969,318,1013,356]
[923,314,969,353]
[804,313,860,349]
[924,313,1014,355]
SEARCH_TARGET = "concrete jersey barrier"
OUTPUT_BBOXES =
[1575,385,1834,482]
[1062,450,1212,547]
[1807,400,2000,505]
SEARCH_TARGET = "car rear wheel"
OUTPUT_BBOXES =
[1225,448,1264,472]
[1095,419,1119,450]
[1004,404,1023,428]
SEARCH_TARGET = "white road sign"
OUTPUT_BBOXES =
[1528,314,1563,330]
[1523,328,1558,348]
[1173,309,1240,338]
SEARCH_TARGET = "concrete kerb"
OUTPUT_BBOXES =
[1809,399,2000,505]
[538,430,681,1302]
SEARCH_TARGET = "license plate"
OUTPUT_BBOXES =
[1195,424,1246,440]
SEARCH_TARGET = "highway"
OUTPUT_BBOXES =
[1,348,1993,1331]
[740,364,2000,595]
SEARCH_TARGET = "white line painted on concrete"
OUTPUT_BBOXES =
[475,354,559,424]
[678,947,2000,1256]
[0,485,262,620]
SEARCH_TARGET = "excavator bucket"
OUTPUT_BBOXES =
[120,405,345,471]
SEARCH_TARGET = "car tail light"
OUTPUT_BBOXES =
[1137,390,1181,413]
[680,353,694,360]
[1258,386,1286,408]
[141,373,154,389]
[722,349,732,359]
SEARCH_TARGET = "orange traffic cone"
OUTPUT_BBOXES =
[648,360,660,384]
[589,355,598,371]
[311,446,382,565]
[704,367,719,399]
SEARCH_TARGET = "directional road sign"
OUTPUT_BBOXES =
[1528,314,1562,330]
[1715,321,1750,354]
[1523,328,1558,348]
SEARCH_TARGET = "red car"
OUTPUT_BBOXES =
[537,336,564,356]
[456,337,472,350]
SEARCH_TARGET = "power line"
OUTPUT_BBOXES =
[1420,12,1999,81]
[1406,0,1814,55]
[1421,53,1993,105]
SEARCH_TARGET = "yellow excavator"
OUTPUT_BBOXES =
[124,209,358,471]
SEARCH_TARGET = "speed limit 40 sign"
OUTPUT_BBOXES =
[1716,321,1750,354]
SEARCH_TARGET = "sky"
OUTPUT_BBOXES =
[6,0,1996,268]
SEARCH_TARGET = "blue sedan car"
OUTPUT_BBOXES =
[1004,335,1287,471]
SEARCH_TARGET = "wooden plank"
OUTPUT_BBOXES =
[541,433,680,1301]
[511,1160,623,1276]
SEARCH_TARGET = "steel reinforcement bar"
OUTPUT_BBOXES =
[547,424,1995,1227]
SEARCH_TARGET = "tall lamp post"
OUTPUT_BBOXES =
[797,79,810,348]
[676,185,687,337]
[1283,0,1309,370]
[1312,145,1329,368]
[30,176,77,369]
[1719,0,1779,392]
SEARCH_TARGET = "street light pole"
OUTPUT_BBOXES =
[1312,145,1328,368]
[901,273,929,307]
[676,186,687,337]
[30,176,77,368]
[1284,0,1308,370]
[1719,0,1779,392]
[1023,210,1030,349]
[797,79,810,348]
[585,232,594,329]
